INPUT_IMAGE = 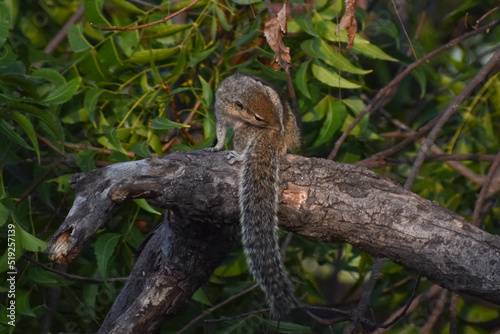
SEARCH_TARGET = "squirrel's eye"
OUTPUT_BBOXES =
[254,114,264,122]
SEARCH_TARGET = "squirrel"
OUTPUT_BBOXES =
[207,73,301,319]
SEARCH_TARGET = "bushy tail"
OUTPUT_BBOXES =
[238,130,295,319]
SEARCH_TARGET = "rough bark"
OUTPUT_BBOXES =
[47,150,500,333]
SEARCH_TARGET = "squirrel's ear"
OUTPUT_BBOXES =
[235,101,244,109]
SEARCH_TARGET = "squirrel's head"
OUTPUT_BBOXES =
[215,74,284,132]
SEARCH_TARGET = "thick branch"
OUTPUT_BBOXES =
[47,151,500,308]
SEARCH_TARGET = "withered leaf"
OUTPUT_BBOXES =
[264,4,291,71]
[337,0,357,51]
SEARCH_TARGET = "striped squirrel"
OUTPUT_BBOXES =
[207,73,300,319]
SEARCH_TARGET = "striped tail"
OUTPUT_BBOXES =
[238,130,295,319]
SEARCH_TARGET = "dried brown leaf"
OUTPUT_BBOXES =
[337,0,357,50]
[264,4,291,71]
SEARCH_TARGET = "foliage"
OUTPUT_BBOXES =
[0,0,499,333]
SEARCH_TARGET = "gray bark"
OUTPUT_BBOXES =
[46,150,500,333]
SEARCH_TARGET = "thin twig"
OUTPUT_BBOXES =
[379,276,422,329]
[449,293,458,334]
[343,258,384,333]
[404,48,500,189]
[204,308,270,323]
[419,289,448,334]
[385,153,496,164]
[22,255,128,283]
[371,282,440,334]
[64,141,139,159]
[36,133,64,156]
[391,0,417,60]
[43,4,85,55]
[263,0,275,18]
[91,0,202,31]
[471,150,500,227]
[17,166,54,204]
[473,6,500,29]
[177,284,260,334]
[327,19,500,160]
[161,136,178,152]
[357,104,485,185]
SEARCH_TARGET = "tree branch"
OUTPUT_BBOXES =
[47,151,500,332]
[328,19,500,160]
[404,48,500,189]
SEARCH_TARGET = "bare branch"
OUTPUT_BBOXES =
[404,48,500,189]
[471,150,500,227]
[327,19,500,160]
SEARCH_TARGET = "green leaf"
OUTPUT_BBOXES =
[47,174,73,193]
[189,44,218,67]
[214,251,248,277]
[43,78,80,104]
[199,76,213,107]
[311,62,361,89]
[293,15,318,37]
[0,93,39,104]
[0,2,12,48]
[126,46,182,64]
[150,117,189,130]
[31,68,66,86]
[27,266,64,285]
[109,0,143,14]
[10,112,40,162]
[97,39,122,67]
[192,288,212,306]
[16,224,47,252]
[143,23,192,39]
[0,44,16,66]
[10,103,64,142]
[68,23,92,52]
[314,18,398,62]
[0,118,33,150]
[82,284,99,313]
[16,290,36,317]
[311,96,347,147]
[215,6,231,31]
[101,126,125,153]
[341,96,366,114]
[130,142,152,158]
[76,150,97,172]
[84,0,111,28]
[458,298,499,323]
[133,199,161,215]
[301,38,371,75]
[84,87,104,127]
[295,61,311,99]
[0,202,9,227]
[94,233,121,278]
[116,29,140,57]
[263,319,312,333]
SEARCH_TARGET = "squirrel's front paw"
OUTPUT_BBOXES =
[226,151,244,165]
